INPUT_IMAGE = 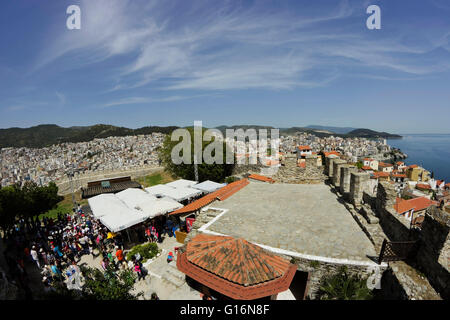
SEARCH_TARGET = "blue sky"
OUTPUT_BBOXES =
[1,0,450,133]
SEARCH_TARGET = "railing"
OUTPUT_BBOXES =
[378,239,418,264]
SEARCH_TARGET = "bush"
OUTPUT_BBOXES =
[317,266,373,300]
[80,265,141,300]
[126,243,160,263]
[225,176,238,184]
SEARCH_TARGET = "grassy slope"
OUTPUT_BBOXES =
[136,171,175,188]
[39,192,88,220]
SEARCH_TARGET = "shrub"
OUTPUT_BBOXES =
[317,266,373,300]
[80,265,141,300]
[225,176,238,184]
[126,242,160,263]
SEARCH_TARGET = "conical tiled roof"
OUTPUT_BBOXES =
[177,234,297,299]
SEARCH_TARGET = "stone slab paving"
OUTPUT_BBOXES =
[208,182,377,262]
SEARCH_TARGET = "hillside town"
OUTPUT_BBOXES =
[1,131,399,188]
[0,133,165,188]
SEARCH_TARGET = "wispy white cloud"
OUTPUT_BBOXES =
[6,105,26,112]
[101,94,217,108]
[34,0,450,91]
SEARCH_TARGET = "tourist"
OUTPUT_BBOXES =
[101,257,109,271]
[167,251,174,263]
[50,263,62,282]
[150,292,160,300]
[30,246,40,269]
[134,261,145,281]
[115,246,125,266]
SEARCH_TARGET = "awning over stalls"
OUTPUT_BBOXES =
[98,210,148,233]
[116,188,183,219]
[88,194,125,218]
[145,184,202,202]
[192,180,226,193]
[165,179,198,189]
[177,233,297,300]
[115,188,157,208]
[88,194,148,232]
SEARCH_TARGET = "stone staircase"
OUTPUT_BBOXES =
[160,261,186,288]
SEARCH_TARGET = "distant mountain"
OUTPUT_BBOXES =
[0,124,179,148]
[0,124,401,148]
[346,128,401,139]
[305,125,357,134]
[215,125,401,139]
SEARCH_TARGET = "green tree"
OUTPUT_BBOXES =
[0,182,61,230]
[0,184,24,229]
[317,266,373,300]
[355,161,364,169]
[159,127,234,182]
[80,265,142,300]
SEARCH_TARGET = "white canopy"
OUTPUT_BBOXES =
[88,189,183,232]
[134,197,183,219]
[165,179,198,189]
[88,194,124,218]
[115,188,157,208]
[98,210,148,233]
[145,184,202,202]
[88,194,148,232]
[192,180,226,193]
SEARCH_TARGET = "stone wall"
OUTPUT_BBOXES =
[326,159,446,299]
[274,154,327,184]
[332,159,346,188]
[56,165,163,195]
[375,181,413,242]
[349,172,370,207]
[325,155,339,178]
[339,165,357,199]
[416,206,450,299]
[289,256,385,300]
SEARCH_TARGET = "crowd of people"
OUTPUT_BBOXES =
[0,204,171,299]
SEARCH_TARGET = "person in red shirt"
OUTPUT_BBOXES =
[115,246,125,266]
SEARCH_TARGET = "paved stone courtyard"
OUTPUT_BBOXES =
[208,182,377,262]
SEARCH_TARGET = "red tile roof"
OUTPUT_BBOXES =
[372,171,390,178]
[177,234,297,300]
[394,197,438,214]
[169,179,249,216]
[323,151,340,157]
[408,164,418,169]
[248,174,275,184]
[378,162,393,167]
[416,183,431,190]
[297,145,311,151]
[391,173,407,178]
[361,166,372,170]
[396,161,405,165]
[436,180,443,187]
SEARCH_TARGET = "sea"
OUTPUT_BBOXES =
[387,134,450,182]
